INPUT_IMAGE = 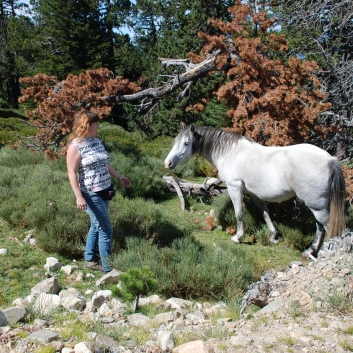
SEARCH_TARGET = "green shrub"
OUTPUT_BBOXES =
[0,150,87,255]
[114,266,157,311]
[110,151,167,200]
[110,235,256,302]
[110,195,186,248]
[276,224,313,251]
[0,146,187,257]
[0,117,37,146]
[211,194,262,233]
[98,123,144,155]
[171,154,216,178]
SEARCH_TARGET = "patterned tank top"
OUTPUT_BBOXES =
[72,138,111,193]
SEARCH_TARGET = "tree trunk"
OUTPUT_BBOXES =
[163,175,228,210]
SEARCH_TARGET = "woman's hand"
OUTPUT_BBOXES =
[119,176,131,188]
[76,195,87,210]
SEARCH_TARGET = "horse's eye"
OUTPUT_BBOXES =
[184,142,189,146]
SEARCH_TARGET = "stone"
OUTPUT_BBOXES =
[30,277,60,296]
[229,335,254,346]
[157,330,175,351]
[91,290,112,308]
[129,313,151,327]
[0,248,8,255]
[95,334,120,349]
[61,265,78,275]
[255,298,283,315]
[62,348,75,353]
[166,297,193,309]
[95,269,122,286]
[0,306,27,326]
[43,257,63,273]
[153,311,175,325]
[173,340,209,353]
[33,293,61,315]
[26,329,59,344]
[74,341,93,353]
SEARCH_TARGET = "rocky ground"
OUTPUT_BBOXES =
[0,234,352,353]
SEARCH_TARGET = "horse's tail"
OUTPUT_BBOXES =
[327,159,346,239]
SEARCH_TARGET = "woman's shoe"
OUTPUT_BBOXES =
[84,261,104,272]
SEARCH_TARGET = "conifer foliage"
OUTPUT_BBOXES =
[188,1,331,146]
[18,68,140,155]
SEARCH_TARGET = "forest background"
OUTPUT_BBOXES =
[1,0,352,158]
[0,0,353,307]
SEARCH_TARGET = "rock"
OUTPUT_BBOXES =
[74,341,93,353]
[138,294,162,306]
[166,297,193,309]
[33,293,61,315]
[128,313,151,327]
[0,306,27,326]
[173,340,209,353]
[62,265,78,275]
[0,248,8,255]
[157,330,175,351]
[95,334,120,349]
[26,329,59,344]
[30,277,60,296]
[153,311,175,325]
[91,290,112,308]
[229,335,254,346]
[43,257,63,273]
[59,289,86,311]
[95,269,122,286]
[62,348,75,353]
[255,297,283,315]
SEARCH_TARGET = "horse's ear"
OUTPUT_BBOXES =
[190,124,195,134]
[180,122,186,131]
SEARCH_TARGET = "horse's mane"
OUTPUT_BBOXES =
[175,126,253,159]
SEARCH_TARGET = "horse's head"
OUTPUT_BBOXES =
[164,123,195,169]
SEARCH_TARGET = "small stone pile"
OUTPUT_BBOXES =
[0,234,352,353]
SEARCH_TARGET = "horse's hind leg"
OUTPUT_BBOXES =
[250,196,280,244]
[303,208,329,258]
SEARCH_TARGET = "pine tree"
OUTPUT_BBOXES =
[0,0,32,108]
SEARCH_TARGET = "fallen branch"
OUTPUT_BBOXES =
[163,175,228,210]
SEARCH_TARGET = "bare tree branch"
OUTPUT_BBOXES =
[103,53,219,106]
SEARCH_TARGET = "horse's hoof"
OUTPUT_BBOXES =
[231,236,240,243]
[302,248,317,260]
[269,238,279,245]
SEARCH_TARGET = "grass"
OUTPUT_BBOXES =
[338,339,353,351]
[286,301,305,318]
[0,185,304,311]
[0,120,318,351]
[276,336,297,345]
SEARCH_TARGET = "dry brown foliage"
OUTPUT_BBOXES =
[189,1,332,146]
[204,215,215,231]
[226,226,236,235]
[343,165,353,203]
[19,68,140,152]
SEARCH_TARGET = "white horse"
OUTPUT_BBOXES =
[164,124,346,257]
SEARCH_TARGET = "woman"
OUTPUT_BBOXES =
[66,110,131,273]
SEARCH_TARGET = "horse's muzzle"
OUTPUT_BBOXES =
[164,160,173,169]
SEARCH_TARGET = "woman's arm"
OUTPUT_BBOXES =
[108,164,131,188]
[66,144,87,210]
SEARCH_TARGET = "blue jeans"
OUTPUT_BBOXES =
[82,192,113,273]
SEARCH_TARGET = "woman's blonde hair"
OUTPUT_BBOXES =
[67,110,100,144]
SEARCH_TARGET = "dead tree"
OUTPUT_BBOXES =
[163,175,228,210]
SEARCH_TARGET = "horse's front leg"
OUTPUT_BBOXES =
[250,196,280,244]
[227,182,245,243]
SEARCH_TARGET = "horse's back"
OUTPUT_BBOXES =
[262,144,335,207]
[223,141,335,205]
